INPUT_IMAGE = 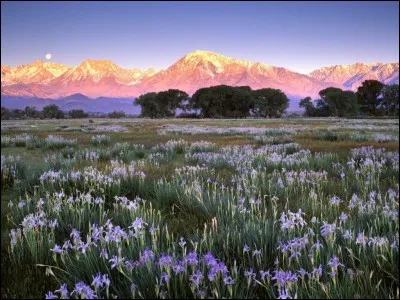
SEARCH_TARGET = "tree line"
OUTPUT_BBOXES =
[300,80,399,117]
[1,105,127,120]
[2,80,398,120]
[134,86,289,118]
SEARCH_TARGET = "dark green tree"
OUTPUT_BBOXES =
[299,97,315,117]
[10,108,25,119]
[135,89,188,118]
[1,107,11,120]
[42,104,64,119]
[190,87,223,118]
[69,109,88,118]
[190,85,253,118]
[381,84,399,116]
[135,92,160,118]
[154,89,189,117]
[252,88,289,117]
[24,106,41,119]
[318,87,358,117]
[108,110,126,118]
[356,80,384,115]
[314,99,333,117]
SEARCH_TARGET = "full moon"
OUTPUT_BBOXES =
[45,53,52,60]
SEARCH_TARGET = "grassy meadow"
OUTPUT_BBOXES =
[1,117,399,299]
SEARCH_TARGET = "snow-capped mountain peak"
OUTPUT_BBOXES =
[309,62,399,89]
[1,50,398,99]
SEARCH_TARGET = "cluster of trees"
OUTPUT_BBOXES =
[2,105,66,120]
[300,80,399,117]
[135,85,289,118]
[135,89,189,118]
[1,105,131,120]
[2,80,396,120]
[1,105,89,120]
[107,110,126,118]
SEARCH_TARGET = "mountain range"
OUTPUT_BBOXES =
[1,50,398,111]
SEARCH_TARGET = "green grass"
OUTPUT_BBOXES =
[1,117,399,299]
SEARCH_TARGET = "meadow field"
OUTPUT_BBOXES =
[1,117,399,299]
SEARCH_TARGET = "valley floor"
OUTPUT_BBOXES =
[1,117,399,299]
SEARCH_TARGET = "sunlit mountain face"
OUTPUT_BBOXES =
[1,50,398,99]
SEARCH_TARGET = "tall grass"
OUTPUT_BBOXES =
[1,119,399,299]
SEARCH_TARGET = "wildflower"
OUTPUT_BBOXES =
[339,212,348,223]
[260,270,271,280]
[278,288,292,299]
[129,217,147,231]
[109,255,124,269]
[9,229,20,247]
[189,270,204,286]
[272,270,298,287]
[368,236,389,247]
[223,276,235,285]
[244,268,256,280]
[280,209,307,230]
[100,248,109,259]
[92,273,103,289]
[330,196,342,205]
[139,248,155,264]
[208,268,218,281]
[62,240,72,250]
[50,244,63,254]
[160,272,171,285]
[356,232,368,246]
[310,189,317,200]
[297,268,309,277]
[311,239,323,251]
[391,241,398,251]
[102,274,110,287]
[328,255,344,269]
[202,251,216,266]
[45,291,58,299]
[311,264,322,279]
[349,194,359,209]
[253,249,262,256]
[196,289,206,297]
[159,254,173,267]
[70,228,81,242]
[289,250,301,259]
[124,260,138,270]
[54,284,69,299]
[149,226,158,235]
[18,200,26,208]
[71,282,87,295]
[184,251,198,265]
[243,244,250,253]
[48,219,58,228]
[94,197,104,204]
[172,260,185,274]
[320,222,336,237]
[343,230,353,240]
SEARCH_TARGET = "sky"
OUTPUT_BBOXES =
[1,1,399,74]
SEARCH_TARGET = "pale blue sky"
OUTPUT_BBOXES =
[1,1,399,73]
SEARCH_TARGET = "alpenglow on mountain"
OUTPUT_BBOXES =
[1,50,398,99]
